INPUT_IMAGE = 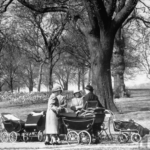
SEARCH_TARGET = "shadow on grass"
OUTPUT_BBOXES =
[140,107,150,111]
[117,107,150,114]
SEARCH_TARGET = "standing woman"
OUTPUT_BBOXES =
[45,86,62,145]
[57,89,67,113]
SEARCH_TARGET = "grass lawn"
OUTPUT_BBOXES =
[114,97,150,129]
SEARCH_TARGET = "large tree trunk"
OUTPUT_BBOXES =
[87,67,91,85]
[81,0,138,112]
[86,33,118,112]
[47,44,54,91]
[48,62,53,91]
[29,77,33,92]
[63,81,68,90]
[114,74,125,98]
[28,65,34,92]
[9,77,13,93]
[0,82,2,91]
[17,86,20,92]
[37,63,44,92]
[113,29,126,98]
[78,69,81,90]
[81,67,85,90]
[29,81,33,92]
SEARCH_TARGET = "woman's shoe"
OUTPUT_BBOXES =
[53,142,59,145]
[45,141,50,145]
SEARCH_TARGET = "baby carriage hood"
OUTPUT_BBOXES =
[1,113,20,121]
[1,113,25,133]
[25,111,46,132]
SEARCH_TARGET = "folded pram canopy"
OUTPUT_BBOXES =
[1,113,25,133]
[1,113,21,121]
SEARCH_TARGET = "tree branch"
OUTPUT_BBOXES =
[0,0,13,13]
[112,0,139,31]
[106,0,117,19]
[123,9,150,28]
[91,0,109,29]
[17,0,68,13]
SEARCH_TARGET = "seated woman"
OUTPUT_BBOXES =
[70,90,83,112]
[83,85,104,109]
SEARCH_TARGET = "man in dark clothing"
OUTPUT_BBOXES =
[83,85,104,109]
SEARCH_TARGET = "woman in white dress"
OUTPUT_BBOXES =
[45,86,62,145]
[70,90,83,112]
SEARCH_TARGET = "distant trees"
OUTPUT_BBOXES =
[0,34,21,92]
[62,25,90,90]
[112,1,150,98]
[0,8,40,92]
[53,53,76,90]
[0,32,5,91]
[6,2,70,91]
[112,29,141,98]
[138,28,150,79]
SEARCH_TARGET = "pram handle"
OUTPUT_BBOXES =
[105,109,114,115]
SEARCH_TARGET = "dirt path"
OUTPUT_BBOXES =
[0,142,141,150]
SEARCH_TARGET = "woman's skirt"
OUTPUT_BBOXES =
[45,109,59,134]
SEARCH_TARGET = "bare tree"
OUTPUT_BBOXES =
[138,28,150,79]
[53,53,77,90]
[1,36,22,92]
[14,3,69,90]
[112,1,150,98]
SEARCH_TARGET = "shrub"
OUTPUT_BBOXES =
[0,92,49,105]
[0,91,74,105]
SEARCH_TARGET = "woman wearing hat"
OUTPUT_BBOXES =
[70,90,83,112]
[83,85,104,139]
[83,85,104,109]
[45,86,62,145]
[57,88,67,113]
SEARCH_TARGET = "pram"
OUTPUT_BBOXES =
[0,113,25,142]
[105,110,149,143]
[23,111,46,142]
[59,107,105,144]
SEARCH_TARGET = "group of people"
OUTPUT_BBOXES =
[45,85,104,145]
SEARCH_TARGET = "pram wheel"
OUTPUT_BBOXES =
[66,130,79,144]
[38,131,44,142]
[131,133,141,143]
[123,133,130,142]
[78,130,91,145]
[117,133,128,143]
[23,133,29,142]
[9,131,18,142]
[1,132,9,142]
